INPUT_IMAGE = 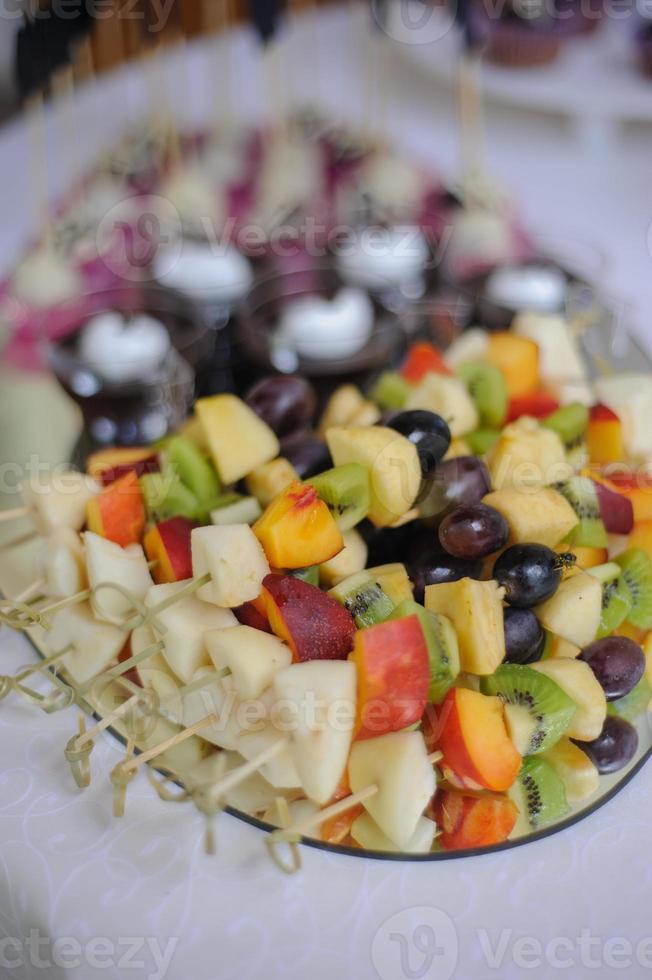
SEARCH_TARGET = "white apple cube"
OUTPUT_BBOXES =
[348,731,436,849]
[351,812,436,853]
[144,581,236,683]
[186,751,281,815]
[84,532,153,624]
[205,625,291,700]
[38,527,87,598]
[263,798,320,831]
[272,660,357,804]
[23,471,100,534]
[131,625,183,723]
[237,723,303,789]
[48,602,124,686]
[191,525,270,608]
[180,667,241,749]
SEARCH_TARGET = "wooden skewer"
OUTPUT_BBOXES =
[200,736,291,806]
[0,506,31,523]
[12,578,46,604]
[457,53,485,207]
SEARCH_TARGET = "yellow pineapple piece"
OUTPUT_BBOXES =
[196,395,279,484]
[245,458,300,507]
[319,529,368,587]
[318,385,366,435]
[488,416,569,491]
[425,578,505,675]
[366,562,413,604]
[483,486,578,548]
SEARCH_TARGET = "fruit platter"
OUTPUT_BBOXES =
[3,301,652,870]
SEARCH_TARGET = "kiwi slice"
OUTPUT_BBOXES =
[166,436,221,506]
[554,475,608,548]
[614,549,652,629]
[465,429,500,455]
[308,463,370,531]
[371,372,411,410]
[211,494,262,526]
[139,472,200,522]
[608,675,652,722]
[389,599,460,702]
[586,562,631,638]
[456,361,508,428]
[482,664,577,756]
[542,403,589,448]
[330,570,395,628]
[509,756,570,834]
[289,566,320,586]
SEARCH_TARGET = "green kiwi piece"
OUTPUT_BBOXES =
[289,566,320,586]
[608,675,652,722]
[482,664,577,756]
[586,562,631,638]
[371,372,411,410]
[308,463,370,531]
[139,472,200,522]
[465,429,500,456]
[330,571,395,628]
[456,361,508,428]
[210,494,262,526]
[614,548,652,629]
[389,599,460,703]
[166,436,221,506]
[509,756,570,834]
[554,475,608,548]
[542,403,589,448]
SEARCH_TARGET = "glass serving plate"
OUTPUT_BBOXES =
[1,305,651,865]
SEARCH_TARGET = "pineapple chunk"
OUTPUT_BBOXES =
[348,400,382,427]
[534,572,601,649]
[532,659,606,741]
[318,384,366,435]
[319,529,368,587]
[405,373,478,437]
[84,531,153,624]
[351,812,436,853]
[272,660,357,804]
[205,624,292,700]
[366,562,413,604]
[195,394,279,484]
[543,738,599,803]
[488,416,569,490]
[48,602,124,686]
[425,578,505,675]
[482,486,578,548]
[547,635,581,660]
[144,582,236,682]
[348,731,436,848]
[326,426,421,528]
[191,525,270,608]
[245,458,300,507]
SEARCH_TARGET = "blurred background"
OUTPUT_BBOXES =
[0,0,651,517]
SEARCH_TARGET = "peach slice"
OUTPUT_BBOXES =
[86,446,160,486]
[86,470,145,547]
[486,332,539,398]
[350,615,430,740]
[144,517,196,583]
[587,404,624,464]
[431,789,519,850]
[253,482,343,569]
[435,688,522,792]
[261,573,356,662]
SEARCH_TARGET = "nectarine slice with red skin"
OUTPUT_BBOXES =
[253,482,343,569]
[86,470,145,548]
[435,688,522,793]
[401,342,452,382]
[432,789,518,850]
[350,615,430,740]
[587,404,624,464]
[261,573,356,662]
[506,391,559,423]
[592,478,634,534]
[144,517,195,583]
[87,446,160,484]
[234,600,272,634]
[591,467,652,522]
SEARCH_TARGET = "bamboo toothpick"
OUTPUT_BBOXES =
[457,53,485,207]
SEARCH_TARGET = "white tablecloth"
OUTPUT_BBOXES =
[1,7,652,979]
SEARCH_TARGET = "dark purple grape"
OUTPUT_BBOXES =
[407,538,483,603]
[493,544,575,609]
[388,410,451,478]
[503,608,546,664]
[365,522,424,567]
[438,503,509,559]
[575,716,639,774]
[280,429,332,479]
[579,636,645,702]
[418,456,492,520]
[245,375,316,437]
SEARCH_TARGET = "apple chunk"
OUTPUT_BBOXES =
[84,531,152,624]
[348,730,436,848]
[350,812,436,853]
[191,525,270,607]
[195,394,279,484]
[272,660,357,804]
[261,573,356,662]
[205,624,292,700]
[48,602,125,686]
[23,471,99,534]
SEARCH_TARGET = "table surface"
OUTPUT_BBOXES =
[1,7,652,979]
